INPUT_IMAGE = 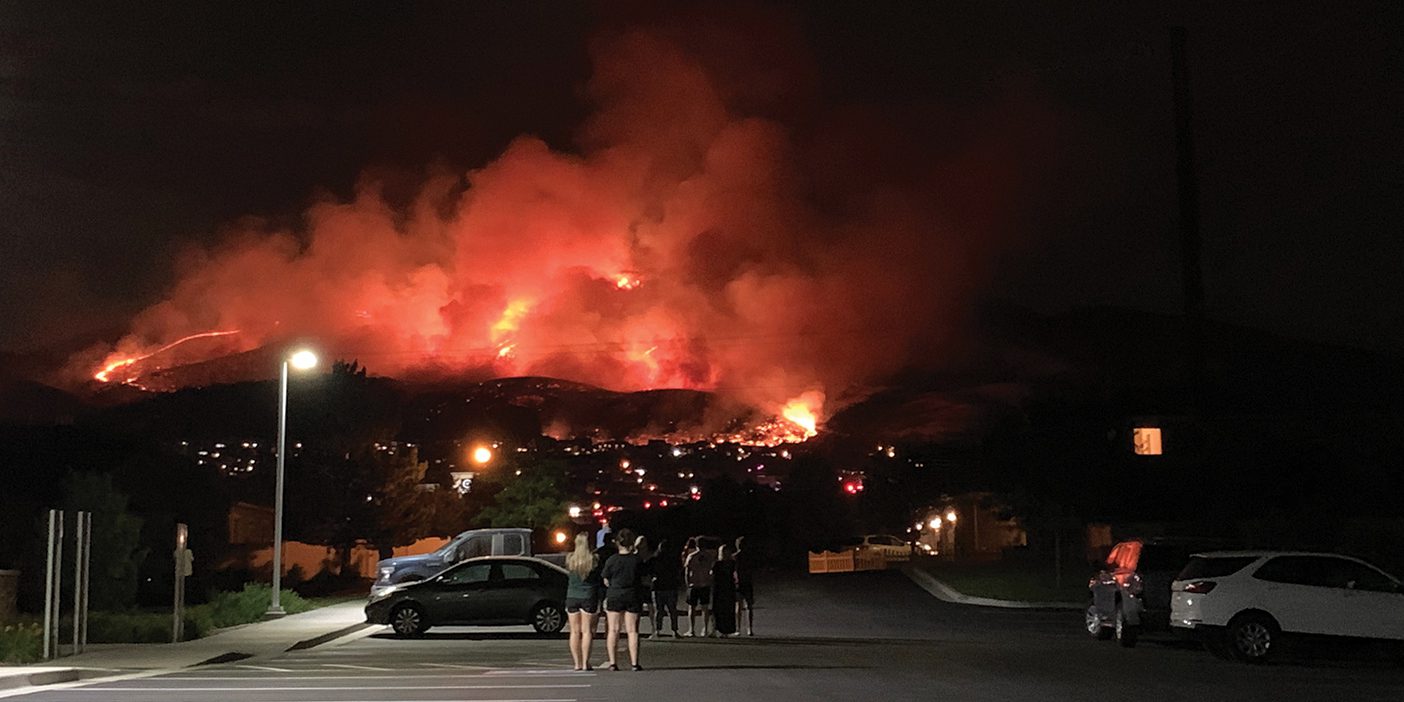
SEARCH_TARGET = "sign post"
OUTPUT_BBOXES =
[173,523,191,643]
[42,509,63,660]
[71,511,91,655]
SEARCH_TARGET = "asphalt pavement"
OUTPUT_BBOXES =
[6,570,1402,701]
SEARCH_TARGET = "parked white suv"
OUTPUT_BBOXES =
[1170,551,1404,663]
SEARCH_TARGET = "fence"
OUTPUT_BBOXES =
[807,548,888,574]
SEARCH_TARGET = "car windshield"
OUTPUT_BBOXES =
[1177,556,1258,580]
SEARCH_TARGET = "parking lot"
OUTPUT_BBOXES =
[9,570,1403,702]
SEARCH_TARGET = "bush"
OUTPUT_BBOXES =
[87,611,178,643]
[74,584,310,644]
[0,622,43,664]
[194,583,311,630]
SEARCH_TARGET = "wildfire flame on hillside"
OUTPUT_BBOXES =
[76,14,1052,439]
[93,330,241,384]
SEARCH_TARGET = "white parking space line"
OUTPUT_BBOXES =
[233,664,295,672]
[483,669,586,675]
[70,684,591,692]
[321,663,392,671]
[419,662,496,670]
[148,674,596,681]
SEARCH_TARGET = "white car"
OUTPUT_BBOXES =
[1170,550,1404,663]
[859,535,912,561]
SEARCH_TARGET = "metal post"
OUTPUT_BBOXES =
[72,511,86,655]
[80,513,91,652]
[268,360,289,617]
[42,509,64,660]
[173,523,188,642]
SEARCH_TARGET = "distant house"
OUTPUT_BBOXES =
[228,502,275,545]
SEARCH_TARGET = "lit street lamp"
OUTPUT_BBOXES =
[471,445,493,466]
[267,348,317,618]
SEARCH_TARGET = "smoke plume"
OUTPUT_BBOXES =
[77,15,1060,424]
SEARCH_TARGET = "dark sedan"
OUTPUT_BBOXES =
[365,556,568,636]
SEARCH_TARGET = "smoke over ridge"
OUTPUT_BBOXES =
[76,15,1060,423]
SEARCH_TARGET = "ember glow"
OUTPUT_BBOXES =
[75,20,1046,433]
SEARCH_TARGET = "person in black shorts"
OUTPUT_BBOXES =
[649,540,682,638]
[564,533,601,670]
[600,528,643,670]
[683,537,716,636]
[735,536,755,636]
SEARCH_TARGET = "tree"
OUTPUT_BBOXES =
[365,449,466,550]
[475,459,569,530]
[62,472,148,610]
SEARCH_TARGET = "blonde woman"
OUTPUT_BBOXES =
[565,533,601,671]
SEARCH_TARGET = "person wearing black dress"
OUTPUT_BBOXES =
[710,544,738,636]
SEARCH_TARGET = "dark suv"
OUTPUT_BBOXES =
[1086,538,1221,647]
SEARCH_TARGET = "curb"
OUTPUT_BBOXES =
[287,621,375,652]
[902,566,1083,610]
[0,667,79,691]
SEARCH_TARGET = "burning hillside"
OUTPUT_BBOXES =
[70,14,1056,436]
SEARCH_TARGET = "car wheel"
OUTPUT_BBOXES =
[1085,605,1112,640]
[1227,612,1278,663]
[1114,604,1139,648]
[390,603,428,637]
[531,602,566,634]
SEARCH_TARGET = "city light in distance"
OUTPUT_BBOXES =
[471,446,493,465]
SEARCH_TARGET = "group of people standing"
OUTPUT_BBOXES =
[564,530,757,672]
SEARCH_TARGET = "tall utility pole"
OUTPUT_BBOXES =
[1171,26,1206,401]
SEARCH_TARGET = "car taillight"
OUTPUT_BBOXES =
[1183,581,1216,594]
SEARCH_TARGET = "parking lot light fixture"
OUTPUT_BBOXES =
[268,348,318,618]
[928,518,941,530]
[946,511,958,523]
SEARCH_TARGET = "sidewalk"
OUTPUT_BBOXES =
[0,601,371,691]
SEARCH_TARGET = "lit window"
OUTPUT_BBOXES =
[1133,427,1163,455]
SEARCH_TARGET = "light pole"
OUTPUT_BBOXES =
[267,348,318,618]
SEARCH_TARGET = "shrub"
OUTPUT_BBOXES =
[195,583,311,631]
[0,622,43,664]
[86,611,174,643]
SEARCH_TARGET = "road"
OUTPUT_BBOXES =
[9,570,1403,701]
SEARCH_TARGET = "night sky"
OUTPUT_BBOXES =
[2,0,1401,355]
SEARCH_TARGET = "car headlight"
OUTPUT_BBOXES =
[368,586,398,603]
[377,566,395,581]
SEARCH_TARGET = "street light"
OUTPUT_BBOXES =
[267,348,317,618]
[471,445,493,466]
[946,510,958,523]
